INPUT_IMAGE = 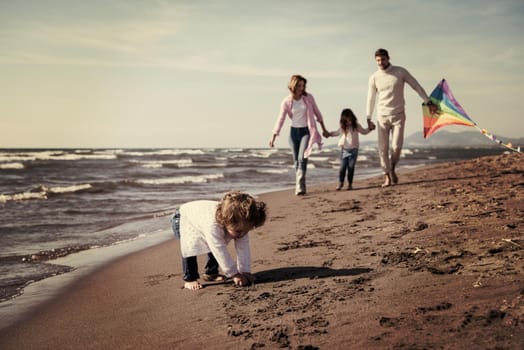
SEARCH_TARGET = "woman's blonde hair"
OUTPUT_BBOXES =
[215,191,267,229]
[288,74,308,96]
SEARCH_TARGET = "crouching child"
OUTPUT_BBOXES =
[171,191,267,290]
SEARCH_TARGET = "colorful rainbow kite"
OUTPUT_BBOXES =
[422,79,521,153]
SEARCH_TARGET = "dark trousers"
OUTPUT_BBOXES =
[182,253,219,282]
[171,208,219,282]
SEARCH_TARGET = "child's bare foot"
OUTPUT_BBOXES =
[346,185,352,190]
[184,281,203,290]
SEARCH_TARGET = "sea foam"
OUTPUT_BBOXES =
[0,151,116,162]
[135,173,224,185]
[130,159,194,168]
[0,162,24,169]
[0,183,93,202]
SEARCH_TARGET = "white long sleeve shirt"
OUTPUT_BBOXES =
[329,123,370,149]
[179,200,251,277]
[366,65,430,119]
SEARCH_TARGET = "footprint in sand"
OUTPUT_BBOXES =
[417,302,453,313]
[277,239,335,251]
[144,273,176,286]
[379,316,403,328]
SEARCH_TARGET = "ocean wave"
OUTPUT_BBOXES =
[120,149,206,157]
[0,162,24,169]
[226,168,293,178]
[45,153,117,161]
[75,149,123,155]
[257,169,289,174]
[308,156,330,162]
[0,183,93,203]
[226,149,280,159]
[222,148,245,153]
[130,159,228,169]
[0,150,61,162]
[0,151,117,162]
[0,191,48,202]
[135,173,224,185]
[49,184,93,194]
[130,159,194,169]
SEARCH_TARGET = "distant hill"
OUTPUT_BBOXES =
[402,130,523,148]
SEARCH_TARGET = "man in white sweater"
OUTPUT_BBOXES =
[366,48,436,187]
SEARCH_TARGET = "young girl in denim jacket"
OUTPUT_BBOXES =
[171,191,267,290]
[327,108,372,191]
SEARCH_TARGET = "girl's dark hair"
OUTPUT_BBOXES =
[340,108,358,134]
[216,191,267,229]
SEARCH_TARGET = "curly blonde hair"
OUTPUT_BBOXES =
[215,191,267,229]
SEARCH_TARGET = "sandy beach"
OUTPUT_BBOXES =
[0,153,522,349]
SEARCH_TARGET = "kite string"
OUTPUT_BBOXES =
[473,125,521,153]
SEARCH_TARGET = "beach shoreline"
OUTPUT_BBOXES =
[0,153,522,349]
[0,146,508,309]
[0,228,173,330]
[0,166,386,321]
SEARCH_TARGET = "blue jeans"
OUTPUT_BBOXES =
[339,148,359,185]
[171,208,219,281]
[289,127,310,172]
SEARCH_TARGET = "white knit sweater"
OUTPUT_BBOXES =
[366,65,430,119]
[179,200,251,277]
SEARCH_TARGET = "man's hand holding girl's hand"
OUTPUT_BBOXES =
[367,119,376,131]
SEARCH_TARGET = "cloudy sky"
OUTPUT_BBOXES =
[1,0,522,148]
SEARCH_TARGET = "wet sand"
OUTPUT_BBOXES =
[0,153,523,349]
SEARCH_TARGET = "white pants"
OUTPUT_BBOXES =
[377,112,406,174]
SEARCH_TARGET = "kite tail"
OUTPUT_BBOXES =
[475,125,522,153]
